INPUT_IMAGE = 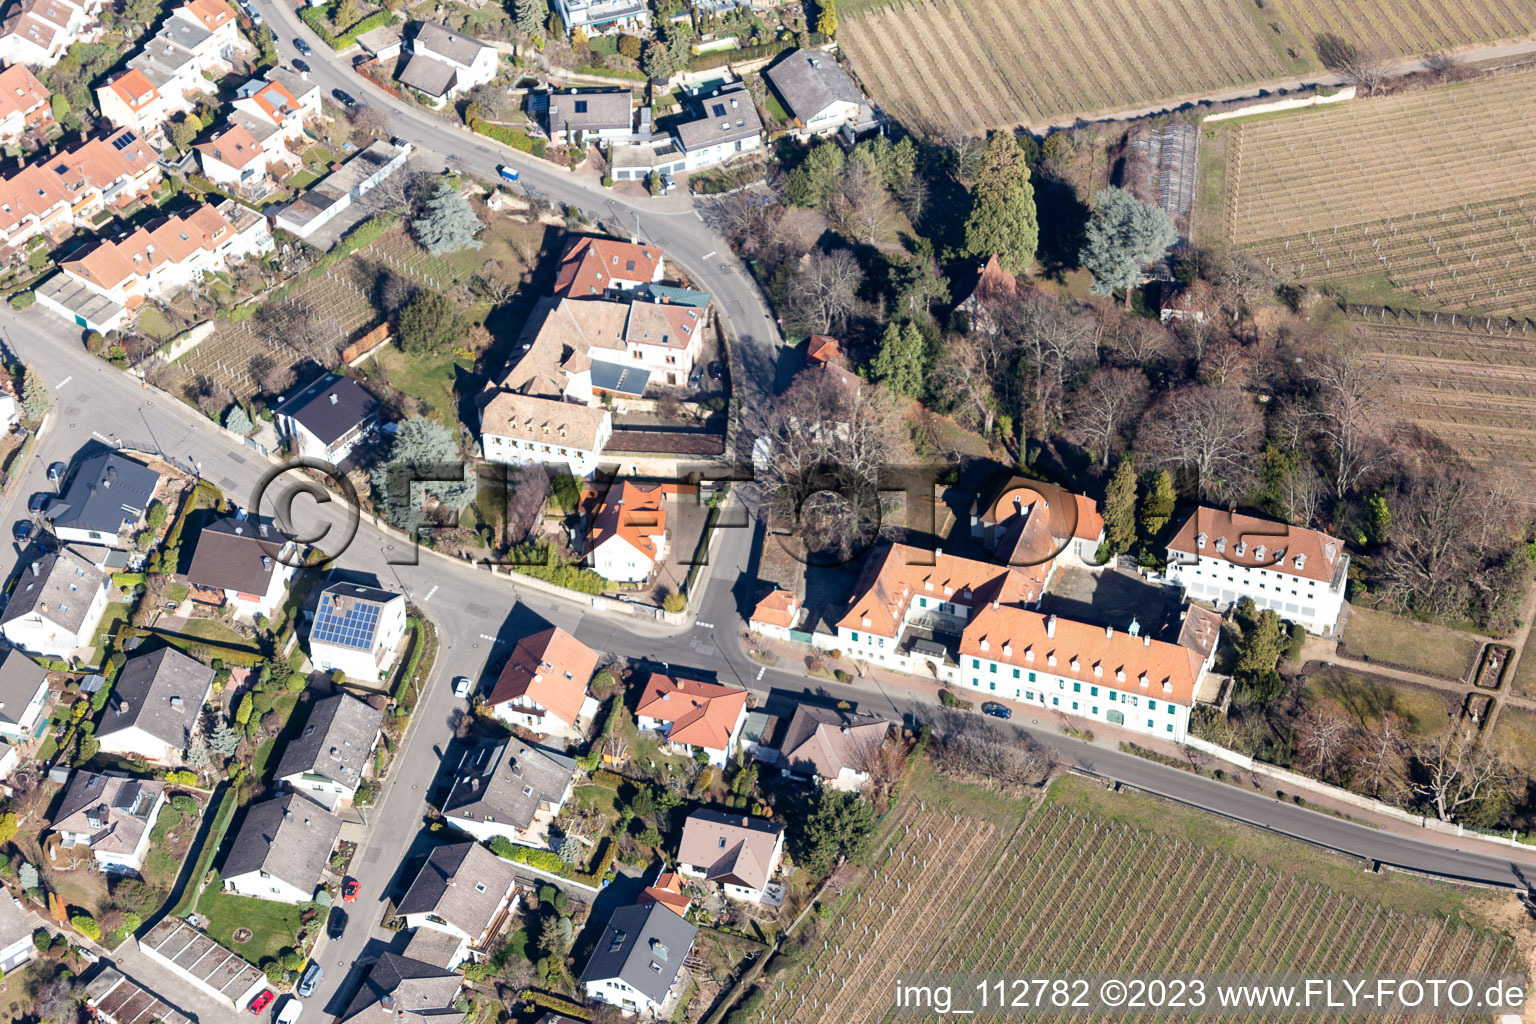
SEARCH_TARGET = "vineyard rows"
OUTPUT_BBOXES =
[1273,0,1536,73]
[752,802,1518,1023]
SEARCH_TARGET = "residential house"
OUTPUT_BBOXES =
[51,771,167,873]
[672,83,762,171]
[227,69,317,176]
[748,589,800,641]
[765,49,865,134]
[36,200,273,333]
[86,968,194,1024]
[955,254,1018,335]
[0,649,49,740]
[772,705,889,790]
[0,548,111,659]
[355,23,402,61]
[441,737,576,846]
[553,236,664,301]
[96,647,215,764]
[397,22,497,105]
[552,0,648,35]
[637,869,689,918]
[42,452,161,548]
[0,127,161,260]
[1165,507,1349,635]
[0,64,49,146]
[273,692,385,812]
[97,0,249,136]
[339,953,464,1024]
[546,89,632,145]
[137,919,266,1011]
[273,374,381,464]
[517,297,704,404]
[485,626,599,738]
[220,792,342,903]
[0,0,103,66]
[183,512,296,619]
[396,841,519,968]
[272,138,412,240]
[193,123,274,192]
[957,608,1215,742]
[0,889,34,973]
[634,674,748,767]
[583,479,668,583]
[971,479,1106,571]
[306,583,408,683]
[479,391,612,478]
[675,809,783,903]
[580,902,696,1017]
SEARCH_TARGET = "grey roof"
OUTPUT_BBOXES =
[677,809,783,891]
[396,841,518,937]
[397,53,457,98]
[635,283,711,308]
[356,24,403,53]
[139,919,265,1003]
[273,692,384,790]
[184,514,288,596]
[86,968,194,1024]
[0,888,30,953]
[443,738,575,832]
[275,374,380,448]
[98,647,215,751]
[264,67,317,104]
[412,21,491,67]
[1,547,108,636]
[45,452,160,537]
[579,902,696,1005]
[674,85,762,152]
[778,705,889,779]
[53,771,165,856]
[221,793,340,895]
[765,48,862,121]
[548,89,632,136]
[590,360,650,397]
[341,952,464,1024]
[0,650,46,728]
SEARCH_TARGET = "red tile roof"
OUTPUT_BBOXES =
[1168,507,1344,584]
[635,673,747,751]
[486,626,598,727]
[105,69,159,112]
[750,590,798,629]
[0,64,49,121]
[179,0,233,31]
[837,543,1034,638]
[553,236,662,298]
[638,872,689,917]
[806,335,843,365]
[195,123,264,170]
[585,480,666,561]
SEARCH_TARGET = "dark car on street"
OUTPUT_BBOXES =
[327,907,347,939]
[707,361,723,380]
[292,58,310,74]
[331,88,357,108]
[981,702,1012,720]
[27,493,47,514]
[294,37,312,56]
[12,521,32,544]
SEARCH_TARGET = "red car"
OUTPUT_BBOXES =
[342,879,359,903]
[248,991,275,1015]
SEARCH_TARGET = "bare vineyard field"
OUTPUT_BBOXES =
[750,772,1518,1024]
[1350,308,1536,486]
[838,0,1536,134]
[1216,70,1536,314]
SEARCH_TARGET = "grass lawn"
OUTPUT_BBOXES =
[138,307,178,342]
[1303,667,1455,741]
[0,961,49,1022]
[435,214,540,290]
[364,345,465,425]
[90,602,133,665]
[195,885,304,965]
[179,617,261,652]
[1341,605,1479,680]
[571,783,623,833]
[1512,644,1536,698]
[1488,706,1536,770]
[288,169,320,189]
[1045,773,1483,923]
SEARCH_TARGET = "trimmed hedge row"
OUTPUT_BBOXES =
[488,838,564,873]
[686,34,830,72]
[469,120,548,159]
[299,7,396,51]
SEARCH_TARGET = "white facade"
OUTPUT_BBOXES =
[0,0,103,66]
[589,534,660,584]
[308,594,407,682]
[680,128,761,172]
[1167,525,1348,636]
[56,787,166,873]
[222,867,313,904]
[0,675,49,741]
[676,832,783,903]
[554,0,648,33]
[493,694,598,738]
[635,704,746,768]
[480,406,613,478]
[0,573,110,660]
[584,976,664,1017]
[95,722,183,765]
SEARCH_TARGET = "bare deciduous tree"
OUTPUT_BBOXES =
[931,711,1057,791]
[1071,366,1148,465]
[996,290,1099,439]
[1409,723,1512,822]
[832,158,896,246]
[1312,335,1394,496]
[781,249,864,337]
[1138,385,1263,500]
[1296,708,1354,783]
[1354,712,1408,800]
[928,328,1018,435]
[1316,34,1396,95]
[260,362,297,397]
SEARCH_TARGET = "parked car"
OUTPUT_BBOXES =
[294,37,312,56]
[342,878,359,903]
[453,676,473,698]
[12,521,32,544]
[292,58,311,74]
[298,962,323,998]
[248,991,274,1015]
[707,361,723,380]
[248,7,262,22]
[46,462,65,484]
[331,88,357,108]
[497,165,520,182]
[327,907,347,939]
[980,702,1012,720]
[27,493,47,514]
[276,998,302,1024]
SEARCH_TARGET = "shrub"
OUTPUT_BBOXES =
[70,914,101,941]
[469,119,549,159]
[8,291,35,310]
[938,689,974,711]
[486,837,563,873]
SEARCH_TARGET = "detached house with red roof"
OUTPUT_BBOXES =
[635,674,748,767]
[0,0,104,67]
[486,626,600,738]
[971,478,1106,572]
[193,123,272,193]
[1166,507,1348,635]
[554,236,664,300]
[36,199,272,331]
[229,69,317,168]
[0,64,50,146]
[582,479,668,583]
[96,0,249,137]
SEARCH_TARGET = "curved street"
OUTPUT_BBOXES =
[1,12,1534,1021]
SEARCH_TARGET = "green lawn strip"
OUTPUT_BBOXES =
[1340,605,1480,680]
[89,602,133,665]
[171,784,241,917]
[195,885,303,965]
[1513,644,1536,697]
[1044,774,1477,922]
[179,617,262,652]
[1488,706,1536,773]
[1302,666,1456,741]
[366,346,465,425]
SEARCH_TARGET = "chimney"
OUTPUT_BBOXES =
[1104,624,1112,639]
[329,393,338,405]
[1045,615,1056,638]
[1143,635,1151,647]
[30,561,39,577]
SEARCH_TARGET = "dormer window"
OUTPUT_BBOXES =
[1139,673,1149,688]
[1162,681,1173,693]
[1214,536,1227,554]
[1093,663,1102,677]
[1046,654,1057,667]
[1255,544,1266,560]
[1294,553,1307,570]
[1234,540,1246,557]
[979,639,989,653]
[1196,532,1207,550]
[1115,668,1125,682]
[1024,647,1034,662]
[1069,657,1079,672]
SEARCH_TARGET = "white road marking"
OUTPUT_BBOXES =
[696,621,715,629]
[700,250,716,259]
[756,666,765,681]
[91,431,114,443]
[694,211,703,220]
[56,376,72,389]
[423,585,439,602]
[478,633,509,644]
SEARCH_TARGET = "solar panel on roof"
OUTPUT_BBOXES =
[311,595,382,650]
[111,131,138,150]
